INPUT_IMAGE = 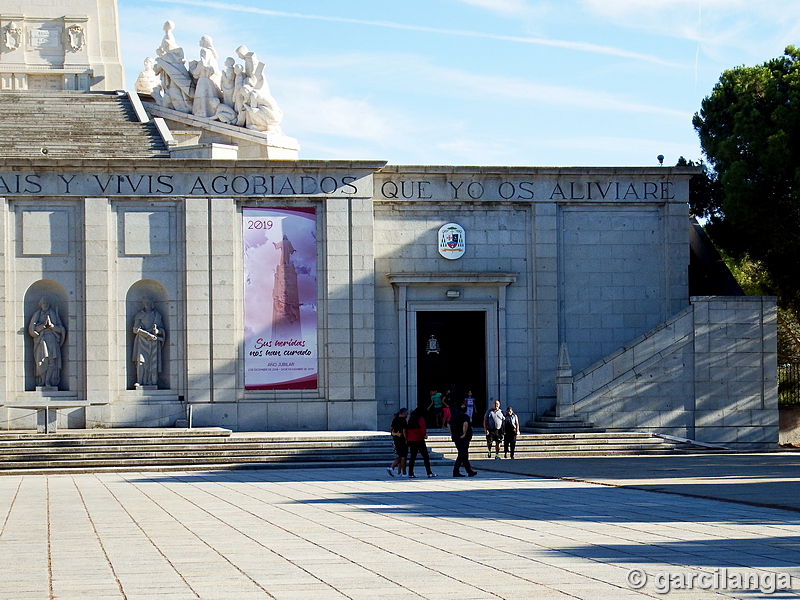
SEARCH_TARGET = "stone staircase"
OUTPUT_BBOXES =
[523,409,603,434]
[426,431,709,459]
[0,91,169,158]
[0,428,431,475]
[0,427,716,475]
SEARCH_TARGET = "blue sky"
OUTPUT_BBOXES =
[118,1,800,167]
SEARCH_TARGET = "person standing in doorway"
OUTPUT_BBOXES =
[441,389,452,430]
[484,400,505,459]
[503,406,520,459]
[464,390,476,422]
[428,388,444,428]
[406,407,437,478]
[451,404,478,477]
[387,408,408,477]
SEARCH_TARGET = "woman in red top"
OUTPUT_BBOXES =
[406,407,437,478]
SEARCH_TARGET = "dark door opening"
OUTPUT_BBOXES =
[416,311,486,426]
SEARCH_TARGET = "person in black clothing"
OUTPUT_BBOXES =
[387,408,408,477]
[503,406,520,459]
[450,404,478,477]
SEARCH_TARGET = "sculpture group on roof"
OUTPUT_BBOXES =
[135,21,284,134]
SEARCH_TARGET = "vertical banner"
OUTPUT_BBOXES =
[243,207,317,389]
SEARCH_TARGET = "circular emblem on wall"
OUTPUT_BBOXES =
[438,223,466,259]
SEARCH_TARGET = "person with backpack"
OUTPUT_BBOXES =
[484,400,505,459]
[406,406,437,478]
[387,408,408,477]
[503,406,520,459]
[450,404,478,477]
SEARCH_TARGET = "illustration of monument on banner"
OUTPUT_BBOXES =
[136,21,299,159]
[243,209,317,390]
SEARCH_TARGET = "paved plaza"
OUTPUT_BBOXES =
[1,456,800,600]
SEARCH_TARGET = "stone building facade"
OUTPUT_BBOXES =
[0,150,778,447]
[0,1,778,448]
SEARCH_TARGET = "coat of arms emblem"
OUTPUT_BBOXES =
[438,223,466,259]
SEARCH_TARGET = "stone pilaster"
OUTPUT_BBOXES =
[83,197,114,402]
[184,197,213,403]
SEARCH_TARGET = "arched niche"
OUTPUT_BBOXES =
[24,281,70,391]
[126,280,170,390]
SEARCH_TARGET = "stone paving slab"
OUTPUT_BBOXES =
[472,452,800,511]
[1,466,799,599]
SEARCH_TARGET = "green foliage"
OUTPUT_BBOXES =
[694,46,800,317]
[720,251,800,365]
[676,156,721,220]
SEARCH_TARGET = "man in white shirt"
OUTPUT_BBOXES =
[484,400,505,459]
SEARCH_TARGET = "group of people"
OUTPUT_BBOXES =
[426,388,475,429]
[387,397,521,479]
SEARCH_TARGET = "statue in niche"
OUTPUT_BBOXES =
[134,57,160,95]
[28,298,66,389]
[132,299,166,388]
[153,21,194,113]
[67,25,85,51]
[3,22,22,51]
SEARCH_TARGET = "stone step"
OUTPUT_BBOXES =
[523,427,604,434]
[0,459,452,477]
[0,429,449,473]
[425,431,707,458]
[0,428,708,473]
[0,438,391,449]
[533,415,593,423]
[0,91,168,158]
[428,433,667,445]
[427,430,657,440]
[0,443,398,458]
[0,427,233,440]
[0,449,397,464]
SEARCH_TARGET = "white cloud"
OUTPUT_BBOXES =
[278,78,408,146]
[579,0,800,59]
[414,63,689,119]
[452,0,536,17]
[149,0,679,67]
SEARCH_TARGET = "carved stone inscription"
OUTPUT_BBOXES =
[29,27,60,49]
[0,172,370,197]
[378,178,677,202]
[0,171,679,201]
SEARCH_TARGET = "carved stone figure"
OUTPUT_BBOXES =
[146,24,286,133]
[233,64,246,126]
[240,83,283,133]
[235,45,264,89]
[3,22,22,51]
[153,21,194,113]
[28,298,66,389]
[67,25,85,51]
[220,57,236,107]
[132,299,166,388]
[134,57,160,95]
[191,35,222,118]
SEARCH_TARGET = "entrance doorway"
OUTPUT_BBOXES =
[416,311,486,424]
